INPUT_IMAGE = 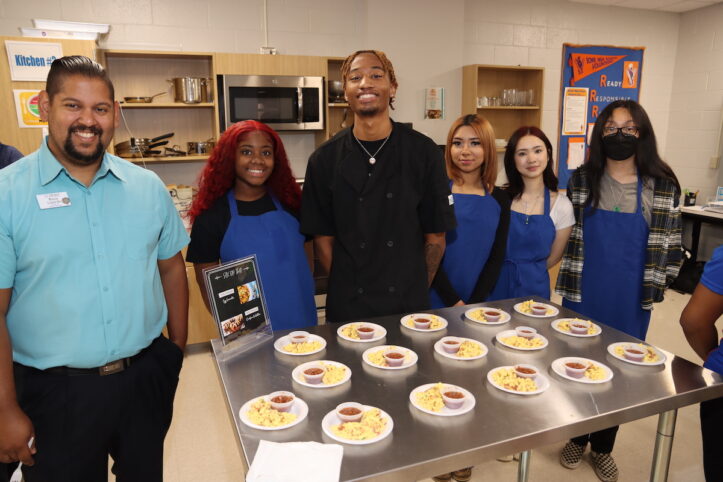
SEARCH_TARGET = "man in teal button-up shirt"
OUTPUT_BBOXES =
[0,56,190,482]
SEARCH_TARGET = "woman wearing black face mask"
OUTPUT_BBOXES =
[555,100,682,482]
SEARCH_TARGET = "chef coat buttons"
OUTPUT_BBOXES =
[360,242,366,249]
[386,240,394,247]
[357,287,364,294]
[386,192,393,199]
[388,286,395,293]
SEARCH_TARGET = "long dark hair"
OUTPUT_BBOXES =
[585,100,680,208]
[503,126,558,200]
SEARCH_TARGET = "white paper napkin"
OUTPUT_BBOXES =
[246,440,343,482]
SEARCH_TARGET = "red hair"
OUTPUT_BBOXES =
[189,120,301,222]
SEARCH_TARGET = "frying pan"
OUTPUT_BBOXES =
[114,132,174,152]
[122,92,166,103]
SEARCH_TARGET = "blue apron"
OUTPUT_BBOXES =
[220,190,317,331]
[489,189,556,300]
[704,345,723,375]
[563,179,651,339]
[430,186,500,307]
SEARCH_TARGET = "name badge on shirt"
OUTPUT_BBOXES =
[36,192,71,210]
[448,194,454,205]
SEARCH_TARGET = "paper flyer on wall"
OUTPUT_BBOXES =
[5,40,62,81]
[562,87,588,136]
[203,256,272,348]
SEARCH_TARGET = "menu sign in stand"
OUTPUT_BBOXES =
[203,255,273,360]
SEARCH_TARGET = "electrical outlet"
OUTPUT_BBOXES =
[259,47,277,55]
[710,156,720,169]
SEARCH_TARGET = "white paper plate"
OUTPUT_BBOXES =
[513,301,559,318]
[337,322,387,343]
[409,383,476,416]
[239,396,309,431]
[292,360,352,388]
[464,307,511,325]
[400,313,448,332]
[551,318,602,338]
[487,366,550,395]
[551,357,613,384]
[495,330,549,351]
[433,338,488,360]
[362,345,418,370]
[273,334,327,356]
[321,405,393,445]
[607,342,667,366]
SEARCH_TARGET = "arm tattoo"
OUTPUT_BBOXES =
[425,242,443,286]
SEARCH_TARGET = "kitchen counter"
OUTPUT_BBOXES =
[212,297,723,481]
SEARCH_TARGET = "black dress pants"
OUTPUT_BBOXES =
[0,336,183,482]
[571,425,619,454]
[701,396,723,482]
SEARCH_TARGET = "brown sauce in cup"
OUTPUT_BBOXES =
[271,395,293,403]
[385,352,404,359]
[485,311,500,316]
[516,366,536,374]
[444,340,460,345]
[444,391,464,399]
[339,407,362,416]
[627,349,643,354]
[566,362,586,369]
[358,327,374,332]
[304,368,324,375]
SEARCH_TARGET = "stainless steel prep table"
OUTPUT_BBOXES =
[211,297,723,481]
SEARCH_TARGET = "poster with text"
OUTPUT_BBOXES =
[13,90,46,128]
[203,256,270,345]
[5,41,62,81]
[557,44,644,188]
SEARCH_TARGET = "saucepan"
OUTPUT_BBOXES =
[122,92,166,104]
[187,139,216,155]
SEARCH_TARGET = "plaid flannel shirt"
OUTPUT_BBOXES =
[555,166,682,310]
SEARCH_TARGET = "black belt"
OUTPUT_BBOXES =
[44,345,149,376]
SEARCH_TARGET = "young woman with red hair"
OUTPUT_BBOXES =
[187,120,317,330]
[430,114,511,309]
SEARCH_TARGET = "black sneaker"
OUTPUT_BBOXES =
[590,451,619,482]
[559,441,586,469]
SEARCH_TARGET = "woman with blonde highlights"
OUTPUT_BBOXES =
[430,114,511,309]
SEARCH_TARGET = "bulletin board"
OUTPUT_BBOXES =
[557,43,644,188]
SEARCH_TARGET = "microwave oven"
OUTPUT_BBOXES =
[217,74,324,132]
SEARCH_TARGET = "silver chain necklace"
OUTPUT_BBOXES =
[522,193,542,224]
[354,133,391,165]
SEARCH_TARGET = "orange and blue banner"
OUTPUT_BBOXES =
[557,44,644,188]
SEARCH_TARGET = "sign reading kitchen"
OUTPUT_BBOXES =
[5,41,63,81]
[203,255,270,345]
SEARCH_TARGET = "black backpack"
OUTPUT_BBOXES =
[670,247,706,294]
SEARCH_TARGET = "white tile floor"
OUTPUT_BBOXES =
[113,290,719,482]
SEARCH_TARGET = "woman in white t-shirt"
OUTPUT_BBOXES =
[489,126,573,300]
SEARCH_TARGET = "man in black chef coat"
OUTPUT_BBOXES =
[301,49,456,323]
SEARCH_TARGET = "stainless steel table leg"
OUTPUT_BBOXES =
[650,409,678,482]
[517,450,531,482]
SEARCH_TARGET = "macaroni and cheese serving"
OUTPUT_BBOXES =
[246,398,297,427]
[557,319,596,335]
[614,344,660,363]
[405,315,444,329]
[500,335,544,349]
[283,340,323,354]
[456,340,483,358]
[414,382,446,412]
[584,363,606,381]
[519,300,553,315]
[367,347,411,367]
[330,408,387,440]
[491,368,538,392]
